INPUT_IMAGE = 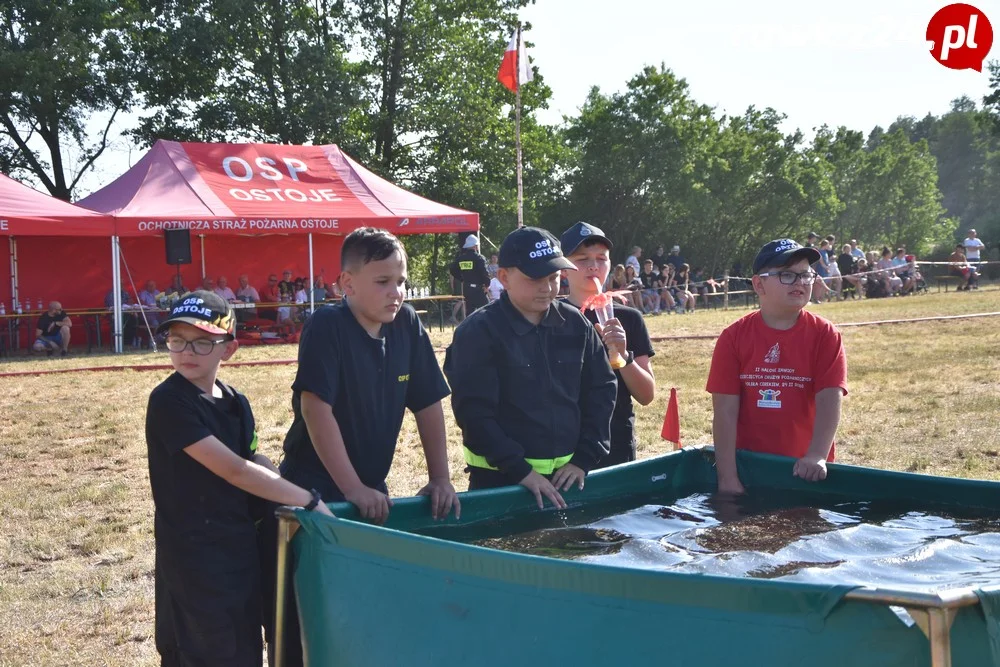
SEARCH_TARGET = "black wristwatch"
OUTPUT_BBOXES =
[303,488,322,511]
[623,350,635,367]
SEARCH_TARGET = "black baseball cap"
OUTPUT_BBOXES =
[498,227,576,279]
[156,290,236,337]
[559,222,613,256]
[752,239,821,274]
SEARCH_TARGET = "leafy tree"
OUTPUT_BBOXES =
[0,0,143,200]
[132,0,362,151]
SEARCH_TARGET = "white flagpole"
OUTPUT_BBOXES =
[308,233,315,314]
[515,22,524,229]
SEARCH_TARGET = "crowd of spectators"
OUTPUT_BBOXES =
[606,229,990,314]
[90,270,346,351]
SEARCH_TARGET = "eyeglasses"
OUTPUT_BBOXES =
[165,336,229,355]
[758,270,818,285]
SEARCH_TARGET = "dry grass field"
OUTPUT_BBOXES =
[1,288,998,665]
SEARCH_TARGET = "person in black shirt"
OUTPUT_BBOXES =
[449,234,491,315]
[639,258,663,314]
[444,226,616,508]
[650,245,667,271]
[145,291,331,667]
[279,227,459,520]
[560,222,657,467]
[32,301,71,356]
[265,228,459,667]
[277,269,295,300]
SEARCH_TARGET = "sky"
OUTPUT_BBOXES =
[62,0,1000,196]
[521,0,995,131]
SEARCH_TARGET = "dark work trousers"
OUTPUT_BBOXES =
[463,287,488,314]
[156,547,262,667]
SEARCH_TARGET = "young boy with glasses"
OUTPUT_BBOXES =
[706,239,848,495]
[146,291,332,667]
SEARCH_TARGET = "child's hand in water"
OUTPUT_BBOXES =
[552,463,586,492]
[792,457,828,482]
[519,470,567,510]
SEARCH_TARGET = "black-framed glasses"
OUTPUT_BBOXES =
[165,336,229,355]
[758,270,818,285]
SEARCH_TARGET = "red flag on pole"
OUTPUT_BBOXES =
[497,31,533,93]
[661,387,681,449]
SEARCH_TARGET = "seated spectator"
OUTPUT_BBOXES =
[293,277,308,303]
[259,273,282,321]
[691,266,719,308]
[860,259,887,299]
[891,248,915,295]
[293,278,310,320]
[200,276,215,292]
[214,276,237,302]
[672,263,697,313]
[33,301,71,356]
[138,279,162,329]
[105,283,138,347]
[610,264,628,290]
[623,264,644,311]
[236,274,260,304]
[876,248,902,295]
[639,259,662,314]
[234,273,260,322]
[277,270,294,300]
[837,244,864,296]
[657,264,677,312]
[948,244,979,290]
[166,274,188,297]
[906,254,925,292]
[311,277,329,302]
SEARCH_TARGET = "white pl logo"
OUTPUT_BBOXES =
[927,4,994,72]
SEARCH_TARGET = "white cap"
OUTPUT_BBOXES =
[463,235,480,249]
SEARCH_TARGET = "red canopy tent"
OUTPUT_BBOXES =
[77,141,478,352]
[0,174,115,347]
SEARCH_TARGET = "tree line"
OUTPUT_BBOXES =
[2,0,998,288]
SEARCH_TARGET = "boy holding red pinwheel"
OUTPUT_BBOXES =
[560,222,657,467]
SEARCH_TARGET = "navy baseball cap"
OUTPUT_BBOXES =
[752,239,821,274]
[559,222,613,256]
[498,227,576,279]
[157,290,236,338]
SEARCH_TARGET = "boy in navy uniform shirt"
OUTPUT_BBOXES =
[265,227,460,666]
[146,291,331,667]
[560,222,656,467]
[444,227,617,509]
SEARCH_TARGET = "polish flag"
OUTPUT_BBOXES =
[497,32,533,93]
[661,387,682,449]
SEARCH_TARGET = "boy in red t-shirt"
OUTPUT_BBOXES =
[706,239,848,494]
